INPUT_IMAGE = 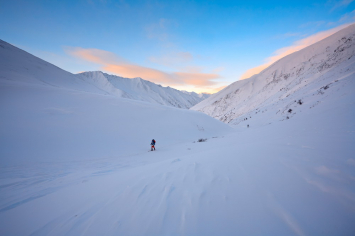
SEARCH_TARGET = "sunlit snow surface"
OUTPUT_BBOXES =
[1,26,355,236]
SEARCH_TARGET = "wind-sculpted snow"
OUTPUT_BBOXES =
[191,24,355,127]
[79,71,210,109]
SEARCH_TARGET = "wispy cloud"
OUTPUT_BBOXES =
[330,0,354,11]
[240,23,353,80]
[299,21,326,28]
[149,51,193,68]
[281,32,301,38]
[339,9,355,22]
[66,47,222,91]
[273,32,302,40]
[145,18,177,45]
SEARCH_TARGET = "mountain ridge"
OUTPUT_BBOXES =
[78,71,210,109]
[0,39,209,109]
[191,24,355,126]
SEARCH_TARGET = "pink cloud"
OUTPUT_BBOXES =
[66,47,125,65]
[174,72,219,86]
[66,47,222,90]
[240,23,353,80]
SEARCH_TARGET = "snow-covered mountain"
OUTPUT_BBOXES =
[0,39,209,109]
[191,24,355,127]
[78,71,210,109]
[1,32,355,235]
[0,40,106,95]
[0,39,230,165]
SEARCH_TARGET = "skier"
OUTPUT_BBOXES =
[151,139,156,151]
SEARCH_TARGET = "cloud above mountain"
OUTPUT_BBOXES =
[240,23,353,80]
[66,47,221,90]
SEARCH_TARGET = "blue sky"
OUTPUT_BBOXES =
[1,0,354,93]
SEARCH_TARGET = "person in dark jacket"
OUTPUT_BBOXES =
[151,139,156,151]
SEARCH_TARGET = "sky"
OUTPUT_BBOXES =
[0,0,354,93]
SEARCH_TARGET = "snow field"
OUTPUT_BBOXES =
[1,106,354,235]
[1,25,355,235]
[0,80,230,166]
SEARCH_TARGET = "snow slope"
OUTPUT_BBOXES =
[0,39,209,110]
[191,24,355,127]
[0,82,231,166]
[1,93,354,236]
[0,40,105,95]
[0,39,232,166]
[79,71,210,109]
[1,33,355,236]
